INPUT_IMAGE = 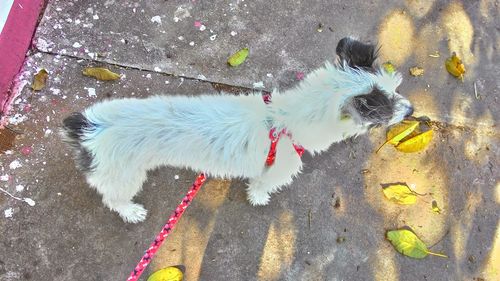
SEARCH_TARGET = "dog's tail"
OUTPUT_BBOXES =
[60,112,96,173]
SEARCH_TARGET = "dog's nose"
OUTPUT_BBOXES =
[405,105,414,118]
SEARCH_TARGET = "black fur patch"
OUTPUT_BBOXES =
[62,112,95,173]
[63,113,90,140]
[352,88,394,124]
[336,37,378,69]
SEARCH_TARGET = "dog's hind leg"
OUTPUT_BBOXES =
[86,168,149,223]
[247,138,303,205]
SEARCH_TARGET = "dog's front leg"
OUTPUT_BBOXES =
[247,138,303,205]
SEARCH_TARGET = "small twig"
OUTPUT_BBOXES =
[473,82,479,99]
[428,51,440,58]
[308,209,312,230]
[177,77,184,88]
[0,187,35,206]
[0,187,23,201]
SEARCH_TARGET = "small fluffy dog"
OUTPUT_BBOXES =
[61,38,413,223]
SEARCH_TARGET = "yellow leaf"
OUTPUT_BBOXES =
[409,66,424,76]
[386,120,420,145]
[386,229,448,259]
[82,67,121,81]
[227,47,249,67]
[147,267,183,281]
[382,184,417,205]
[396,129,433,153]
[445,52,465,80]
[432,200,441,214]
[32,69,48,91]
[376,120,419,153]
[382,61,396,74]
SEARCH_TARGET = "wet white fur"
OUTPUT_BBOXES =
[75,62,409,223]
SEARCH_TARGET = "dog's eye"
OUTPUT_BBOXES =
[340,113,351,121]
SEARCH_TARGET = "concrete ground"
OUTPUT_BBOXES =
[1,0,499,280]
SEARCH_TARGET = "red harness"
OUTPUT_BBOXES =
[127,92,304,281]
[262,92,304,165]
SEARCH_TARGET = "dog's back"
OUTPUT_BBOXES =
[61,94,270,178]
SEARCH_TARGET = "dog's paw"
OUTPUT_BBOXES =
[247,190,270,206]
[118,203,148,223]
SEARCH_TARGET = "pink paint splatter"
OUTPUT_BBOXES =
[296,72,305,80]
[194,21,202,28]
[20,146,33,156]
[23,104,32,112]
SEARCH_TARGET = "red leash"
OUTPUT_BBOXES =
[126,173,207,281]
[126,92,303,280]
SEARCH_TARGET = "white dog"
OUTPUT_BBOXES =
[61,38,413,223]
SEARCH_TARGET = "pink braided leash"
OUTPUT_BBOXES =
[126,173,207,281]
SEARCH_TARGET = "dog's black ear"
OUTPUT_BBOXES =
[336,37,378,68]
[350,88,394,124]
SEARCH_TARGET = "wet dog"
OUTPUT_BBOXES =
[61,37,413,223]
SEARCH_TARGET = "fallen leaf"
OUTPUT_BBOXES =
[32,69,48,91]
[378,118,434,153]
[82,67,121,81]
[386,120,420,145]
[396,129,433,153]
[147,266,183,281]
[227,47,249,67]
[445,52,465,80]
[382,61,396,74]
[432,200,441,214]
[409,66,424,76]
[376,120,419,153]
[382,184,417,205]
[386,229,448,259]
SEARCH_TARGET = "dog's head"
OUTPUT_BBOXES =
[336,37,414,127]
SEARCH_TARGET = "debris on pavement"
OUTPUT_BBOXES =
[31,68,48,91]
[409,66,424,76]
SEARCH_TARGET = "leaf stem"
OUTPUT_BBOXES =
[411,190,428,196]
[426,251,448,258]
[375,140,389,154]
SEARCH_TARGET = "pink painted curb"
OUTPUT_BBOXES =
[0,0,45,118]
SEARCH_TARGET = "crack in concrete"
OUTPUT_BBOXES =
[33,48,251,91]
